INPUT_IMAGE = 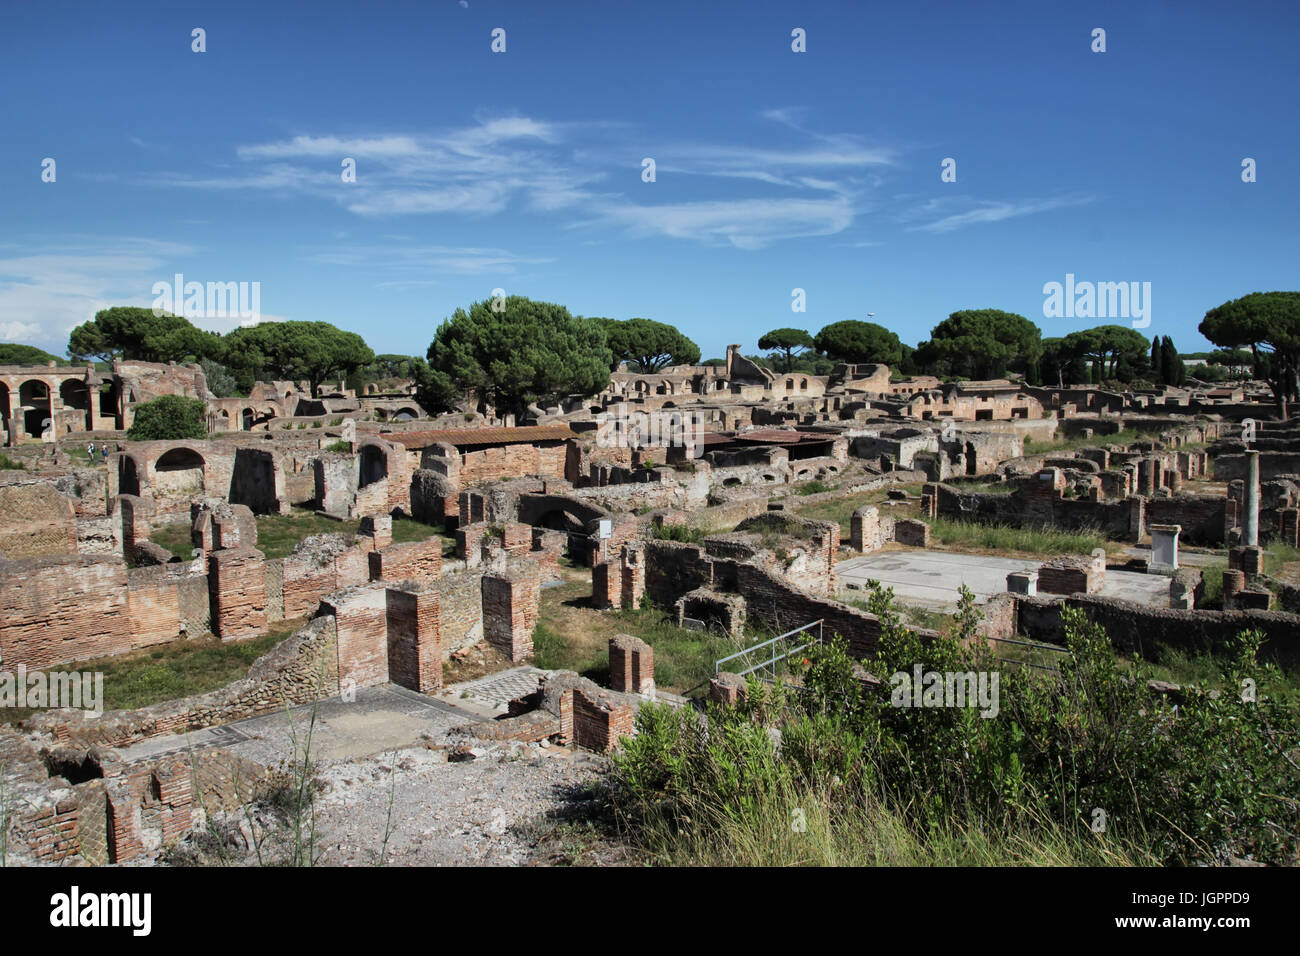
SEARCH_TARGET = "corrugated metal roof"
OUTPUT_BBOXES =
[387,424,577,448]
[732,429,836,444]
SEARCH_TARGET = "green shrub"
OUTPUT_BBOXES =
[126,395,207,440]
[0,453,24,471]
[610,582,1300,866]
[323,440,351,454]
[797,480,838,496]
[651,523,707,544]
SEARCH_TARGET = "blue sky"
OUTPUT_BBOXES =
[2,0,1297,361]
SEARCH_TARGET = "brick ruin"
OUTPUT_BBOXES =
[6,348,1300,864]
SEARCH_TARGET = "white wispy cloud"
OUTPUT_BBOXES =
[0,238,276,349]
[303,243,555,280]
[590,197,856,250]
[907,196,1093,233]
[157,114,890,247]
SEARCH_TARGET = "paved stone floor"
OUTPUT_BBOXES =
[436,666,549,717]
[119,683,487,765]
[836,549,1172,610]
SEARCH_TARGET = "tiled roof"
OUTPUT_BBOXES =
[386,424,577,448]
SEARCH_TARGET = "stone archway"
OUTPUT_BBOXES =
[153,447,206,496]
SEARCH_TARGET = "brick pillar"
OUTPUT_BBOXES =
[153,761,194,845]
[361,514,392,550]
[1138,458,1157,495]
[106,779,142,864]
[609,634,655,697]
[1229,545,1264,579]
[456,523,486,567]
[894,518,931,547]
[1129,495,1146,542]
[620,544,645,610]
[117,494,153,557]
[1281,508,1299,548]
[709,672,749,706]
[322,583,390,690]
[851,505,879,552]
[385,585,442,693]
[207,547,268,640]
[482,560,541,661]
[1167,469,1183,494]
[502,522,532,556]
[591,560,618,610]
[1223,497,1240,543]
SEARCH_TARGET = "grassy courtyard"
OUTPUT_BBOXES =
[533,569,742,697]
[149,509,453,561]
[0,618,306,725]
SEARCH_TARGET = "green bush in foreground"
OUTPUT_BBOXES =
[612,585,1300,866]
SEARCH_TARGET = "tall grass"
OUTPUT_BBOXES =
[930,517,1108,555]
[609,585,1300,867]
[620,768,1152,867]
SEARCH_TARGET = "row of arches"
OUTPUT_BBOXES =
[0,377,122,438]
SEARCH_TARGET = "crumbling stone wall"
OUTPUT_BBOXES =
[0,554,205,670]
[434,568,485,657]
[278,533,369,619]
[29,615,341,749]
[0,474,77,558]
[1012,593,1300,667]
[368,537,443,586]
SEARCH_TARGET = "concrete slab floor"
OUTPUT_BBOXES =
[837,549,1172,611]
[118,683,487,766]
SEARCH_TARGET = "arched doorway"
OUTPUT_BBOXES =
[359,444,388,488]
[19,380,50,438]
[154,448,206,496]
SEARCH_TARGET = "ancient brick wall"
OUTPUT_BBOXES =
[0,476,77,558]
[322,584,389,689]
[731,561,905,659]
[1216,452,1300,483]
[279,534,369,619]
[0,555,132,668]
[314,454,357,517]
[207,547,267,640]
[385,585,442,693]
[482,561,541,661]
[1145,495,1229,545]
[457,441,569,486]
[29,616,340,752]
[644,540,715,608]
[433,569,484,657]
[934,482,1135,539]
[368,537,443,586]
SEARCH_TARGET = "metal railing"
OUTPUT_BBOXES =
[714,619,824,683]
[983,635,1071,673]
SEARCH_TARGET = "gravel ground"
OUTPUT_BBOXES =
[169,737,621,867]
[310,740,610,866]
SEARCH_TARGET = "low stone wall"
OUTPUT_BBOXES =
[27,615,341,749]
[1012,593,1300,666]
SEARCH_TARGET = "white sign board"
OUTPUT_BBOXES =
[598,519,612,540]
